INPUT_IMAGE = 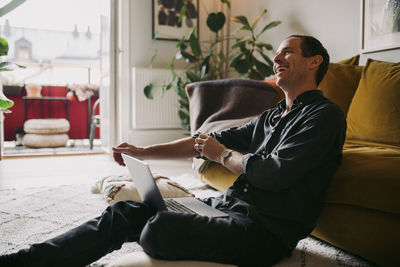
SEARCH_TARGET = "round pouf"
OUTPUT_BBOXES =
[24,118,70,134]
[23,133,69,148]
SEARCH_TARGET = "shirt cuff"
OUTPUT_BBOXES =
[242,153,256,174]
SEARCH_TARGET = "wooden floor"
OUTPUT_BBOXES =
[0,154,193,190]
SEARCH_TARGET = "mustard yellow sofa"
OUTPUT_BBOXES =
[187,56,400,267]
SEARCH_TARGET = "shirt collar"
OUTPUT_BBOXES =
[277,90,322,112]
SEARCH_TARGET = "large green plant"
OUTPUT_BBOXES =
[144,3,280,130]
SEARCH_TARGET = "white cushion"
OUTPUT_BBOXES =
[91,174,194,204]
[23,133,69,148]
[107,251,237,267]
[24,118,70,134]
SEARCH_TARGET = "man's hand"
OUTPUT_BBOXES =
[194,134,226,163]
[112,142,144,166]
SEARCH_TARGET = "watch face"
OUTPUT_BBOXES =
[222,150,230,157]
[220,150,232,166]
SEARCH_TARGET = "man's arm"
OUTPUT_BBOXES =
[194,134,244,175]
[112,137,199,166]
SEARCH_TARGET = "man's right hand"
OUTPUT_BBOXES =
[112,142,144,166]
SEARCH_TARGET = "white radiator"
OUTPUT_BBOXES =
[132,68,181,129]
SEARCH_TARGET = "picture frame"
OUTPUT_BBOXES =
[361,0,400,53]
[152,0,199,41]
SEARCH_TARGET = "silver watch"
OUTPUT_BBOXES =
[220,149,232,167]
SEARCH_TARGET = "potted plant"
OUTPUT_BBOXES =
[0,37,25,115]
[144,1,280,130]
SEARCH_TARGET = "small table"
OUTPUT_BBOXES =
[23,97,70,121]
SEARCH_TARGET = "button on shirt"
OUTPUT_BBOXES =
[198,90,347,250]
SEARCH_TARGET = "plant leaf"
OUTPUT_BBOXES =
[186,70,200,83]
[177,3,187,24]
[251,9,267,28]
[257,49,274,67]
[253,56,273,78]
[0,37,9,56]
[231,37,249,50]
[231,58,250,74]
[200,53,211,78]
[181,51,197,62]
[248,68,264,80]
[258,21,282,37]
[176,36,187,50]
[0,62,26,71]
[255,42,273,51]
[231,15,250,29]
[220,0,231,9]
[188,28,202,57]
[143,83,155,99]
[207,12,226,33]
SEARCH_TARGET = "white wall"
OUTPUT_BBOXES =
[120,0,400,146]
[229,0,361,62]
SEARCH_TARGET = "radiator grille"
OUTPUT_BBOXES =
[132,68,181,129]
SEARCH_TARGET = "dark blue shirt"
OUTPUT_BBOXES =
[200,90,346,250]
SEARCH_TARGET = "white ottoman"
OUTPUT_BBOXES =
[107,251,237,267]
[23,118,70,148]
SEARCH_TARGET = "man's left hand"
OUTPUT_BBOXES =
[194,134,226,162]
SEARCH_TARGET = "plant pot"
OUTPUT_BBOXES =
[25,84,42,97]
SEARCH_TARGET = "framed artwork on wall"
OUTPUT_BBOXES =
[152,0,199,41]
[361,0,400,53]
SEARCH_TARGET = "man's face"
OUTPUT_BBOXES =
[273,37,310,89]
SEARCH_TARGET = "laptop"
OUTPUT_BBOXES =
[121,154,228,218]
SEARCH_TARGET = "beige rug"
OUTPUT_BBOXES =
[0,174,374,267]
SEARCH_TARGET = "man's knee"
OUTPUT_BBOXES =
[139,211,175,259]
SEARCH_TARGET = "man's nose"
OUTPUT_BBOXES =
[273,53,281,64]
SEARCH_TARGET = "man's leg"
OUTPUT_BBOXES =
[1,200,156,267]
[139,210,290,267]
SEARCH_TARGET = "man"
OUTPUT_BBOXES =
[1,35,346,267]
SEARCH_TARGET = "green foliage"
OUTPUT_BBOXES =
[230,9,281,80]
[144,3,281,131]
[0,37,25,114]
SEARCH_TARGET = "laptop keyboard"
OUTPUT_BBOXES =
[165,199,197,214]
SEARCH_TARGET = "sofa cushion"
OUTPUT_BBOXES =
[346,59,400,145]
[91,174,194,205]
[318,63,363,115]
[196,160,237,192]
[325,141,400,214]
[336,55,360,65]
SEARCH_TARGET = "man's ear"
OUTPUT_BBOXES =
[309,55,323,70]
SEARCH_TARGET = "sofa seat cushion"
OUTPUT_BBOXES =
[23,133,69,148]
[325,141,400,214]
[24,118,70,134]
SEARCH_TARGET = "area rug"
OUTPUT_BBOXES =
[0,174,374,267]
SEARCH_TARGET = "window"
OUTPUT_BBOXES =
[14,37,32,60]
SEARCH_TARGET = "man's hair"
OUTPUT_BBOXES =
[288,35,330,86]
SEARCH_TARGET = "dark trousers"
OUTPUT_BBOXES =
[18,200,289,267]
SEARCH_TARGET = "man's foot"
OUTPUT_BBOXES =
[0,252,26,267]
